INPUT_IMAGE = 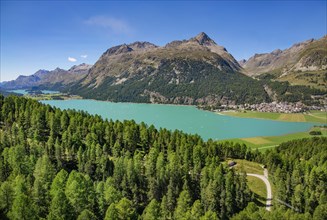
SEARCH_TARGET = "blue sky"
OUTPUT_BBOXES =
[1,1,326,82]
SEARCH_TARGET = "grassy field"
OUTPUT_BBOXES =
[227,159,266,206]
[304,111,327,123]
[247,176,267,206]
[220,110,326,124]
[220,126,327,151]
[232,159,264,175]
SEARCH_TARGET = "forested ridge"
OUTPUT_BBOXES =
[0,95,255,219]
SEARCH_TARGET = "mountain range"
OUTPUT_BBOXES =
[67,32,270,105]
[1,33,326,105]
[1,63,92,90]
[241,35,327,90]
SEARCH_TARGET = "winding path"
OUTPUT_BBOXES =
[247,169,272,211]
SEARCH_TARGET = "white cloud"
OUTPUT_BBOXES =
[85,16,132,34]
[81,55,88,58]
[68,57,77,62]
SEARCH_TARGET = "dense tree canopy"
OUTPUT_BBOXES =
[0,95,253,219]
[262,137,327,214]
[232,137,327,219]
[0,95,326,219]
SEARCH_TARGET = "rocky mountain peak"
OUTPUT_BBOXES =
[238,59,247,66]
[193,32,216,46]
[53,67,65,72]
[68,63,92,74]
[291,38,314,48]
[128,41,158,50]
[104,44,132,56]
[34,69,50,77]
[271,49,282,56]
[116,44,133,54]
[103,41,159,57]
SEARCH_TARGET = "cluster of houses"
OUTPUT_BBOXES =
[243,102,305,113]
[215,101,326,113]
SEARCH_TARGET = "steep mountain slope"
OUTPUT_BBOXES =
[0,63,92,89]
[241,36,327,89]
[68,33,269,105]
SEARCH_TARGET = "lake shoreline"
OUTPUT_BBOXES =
[44,96,326,124]
[41,99,317,141]
[6,89,326,124]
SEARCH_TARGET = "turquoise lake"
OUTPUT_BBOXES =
[41,99,316,140]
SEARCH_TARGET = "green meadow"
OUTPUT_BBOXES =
[220,126,327,151]
[221,110,326,124]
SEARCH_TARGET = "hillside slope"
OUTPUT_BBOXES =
[241,36,327,89]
